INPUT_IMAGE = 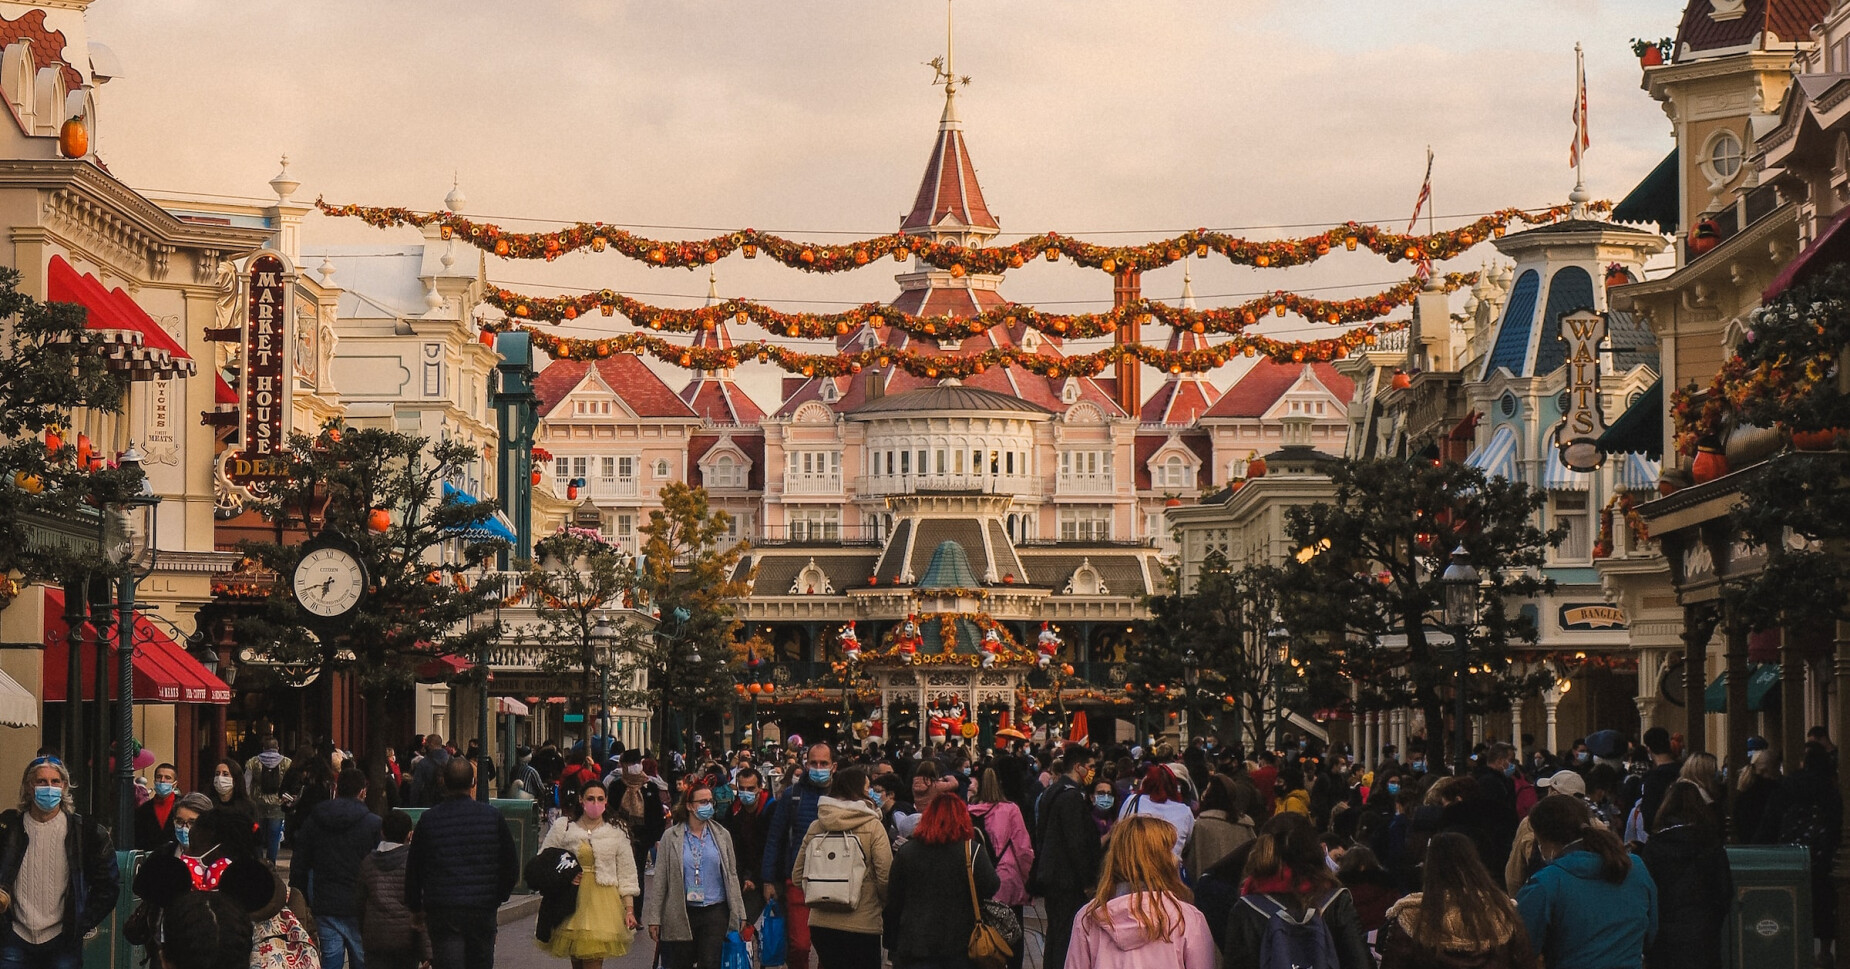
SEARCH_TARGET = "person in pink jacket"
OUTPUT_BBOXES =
[970,768,1036,969]
[1065,815,1217,969]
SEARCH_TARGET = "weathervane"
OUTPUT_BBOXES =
[925,0,971,94]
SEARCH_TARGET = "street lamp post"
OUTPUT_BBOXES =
[115,445,160,850]
[1266,624,1289,752]
[591,613,615,752]
[1441,545,1480,776]
[1182,648,1200,744]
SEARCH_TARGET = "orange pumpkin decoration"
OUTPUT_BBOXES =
[58,117,86,158]
[367,509,392,533]
[1391,371,1413,390]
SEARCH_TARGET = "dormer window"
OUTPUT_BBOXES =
[820,381,839,403]
[1061,380,1079,404]
[1709,0,1745,21]
[1022,330,1041,352]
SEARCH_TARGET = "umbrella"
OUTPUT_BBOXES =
[995,727,1028,741]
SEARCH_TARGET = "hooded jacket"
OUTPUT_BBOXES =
[360,842,429,960]
[969,799,1034,906]
[791,796,893,934]
[1065,891,1217,969]
[1378,892,1534,969]
[1515,847,1658,969]
[1638,822,1730,969]
[1184,809,1254,886]
[289,795,383,917]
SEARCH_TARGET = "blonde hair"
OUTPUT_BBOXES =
[1679,752,1721,801]
[976,768,1004,805]
[18,758,72,814]
[1738,749,1782,792]
[1090,815,1192,943]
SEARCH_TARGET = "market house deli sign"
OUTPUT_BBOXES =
[231,253,291,491]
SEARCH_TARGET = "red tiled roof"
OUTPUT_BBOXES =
[1201,360,1353,419]
[1139,376,1221,424]
[680,376,765,426]
[1675,0,1829,56]
[534,355,698,419]
[902,99,998,234]
[0,10,82,94]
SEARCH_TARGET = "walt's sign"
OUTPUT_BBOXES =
[1554,308,1607,472]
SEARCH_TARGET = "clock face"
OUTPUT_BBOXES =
[293,547,365,619]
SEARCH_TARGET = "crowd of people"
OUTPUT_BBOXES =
[0,717,1838,969]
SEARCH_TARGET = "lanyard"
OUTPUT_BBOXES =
[686,827,713,893]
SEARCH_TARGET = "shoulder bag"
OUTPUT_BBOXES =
[964,843,1020,969]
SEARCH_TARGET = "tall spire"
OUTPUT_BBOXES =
[906,1,994,241]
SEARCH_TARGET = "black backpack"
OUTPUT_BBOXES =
[259,763,282,795]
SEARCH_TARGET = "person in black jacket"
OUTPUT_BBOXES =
[1755,743,1843,961]
[1031,743,1102,969]
[406,756,518,969]
[132,763,181,851]
[0,756,119,967]
[886,794,1000,969]
[1641,780,1731,969]
[291,768,383,969]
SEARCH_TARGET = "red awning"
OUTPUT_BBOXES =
[214,373,237,405]
[42,589,230,704]
[415,654,473,681]
[1765,204,1850,301]
[45,255,196,380]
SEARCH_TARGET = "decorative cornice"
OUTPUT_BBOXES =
[0,160,271,262]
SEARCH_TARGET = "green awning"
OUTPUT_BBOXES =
[1614,149,1680,233]
[1703,664,1782,714]
[1597,379,1662,460]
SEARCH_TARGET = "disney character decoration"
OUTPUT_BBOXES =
[1037,622,1062,669]
[979,625,1003,669]
[926,692,966,742]
[895,613,923,663]
[839,621,861,663]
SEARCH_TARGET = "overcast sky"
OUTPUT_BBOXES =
[87,0,1690,402]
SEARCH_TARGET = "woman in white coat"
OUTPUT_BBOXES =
[539,779,642,968]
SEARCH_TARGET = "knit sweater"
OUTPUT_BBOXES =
[14,812,67,944]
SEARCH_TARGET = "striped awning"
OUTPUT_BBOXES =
[1464,424,1519,481]
[1542,445,1593,491]
[1614,452,1660,493]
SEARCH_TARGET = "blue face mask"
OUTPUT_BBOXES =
[870,789,884,807]
[32,786,61,812]
[808,768,833,786]
[154,782,175,798]
[693,804,716,821]
[1386,782,1401,795]
[1410,761,1426,774]
[1503,763,1518,778]
[174,826,191,847]
[1094,794,1115,812]
[1575,752,1591,764]
[737,790,759,807]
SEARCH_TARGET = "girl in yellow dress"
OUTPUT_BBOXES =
[540,779,641,966]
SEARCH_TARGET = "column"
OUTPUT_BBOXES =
[1724,618,1751,778]
[1510,698,1523,752]
[1541,683,1563,754]
[1683,606,1716,755]
[1633,649,1661,733]
[1781,630,1807,770]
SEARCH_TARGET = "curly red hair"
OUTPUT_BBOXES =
[913,792,974,845]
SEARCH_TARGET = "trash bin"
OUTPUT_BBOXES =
[493,797,544,895]
[83,850,140,969]
[1725,845,1812,969]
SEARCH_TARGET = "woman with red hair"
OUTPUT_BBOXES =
[884,795,1000,969]
[1117,765,1196,860]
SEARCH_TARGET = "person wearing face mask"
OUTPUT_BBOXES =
[722,767,773,930]
[610,749,667,927]
[205,757,256,827]
[790,766,891,969]
[540,779,641,967]
[134,763,182,850]
[0,756,119,968]
[760,743,837,969]
[646,784,746,969]
[1470,742,1521,873]
[1028,744,1104,969]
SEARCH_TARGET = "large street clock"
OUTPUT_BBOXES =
[291,531,369,631]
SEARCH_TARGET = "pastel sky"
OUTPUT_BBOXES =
[86,0,1691,403]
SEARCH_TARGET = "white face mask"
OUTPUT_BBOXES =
[625,764,644,776]
[213,776,234,795]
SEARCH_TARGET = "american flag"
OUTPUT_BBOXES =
[1570,48,1589,167]
[1408,149,1434,281]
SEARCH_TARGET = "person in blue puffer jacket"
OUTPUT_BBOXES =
[760,742,835,969]
[1516,794,1658,969]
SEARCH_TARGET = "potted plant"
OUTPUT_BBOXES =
[1631,37,1671,67]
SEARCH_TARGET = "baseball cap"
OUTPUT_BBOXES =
[1746,735,1769,753]
[1537,770,1587,797]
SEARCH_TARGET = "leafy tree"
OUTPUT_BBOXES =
[607,483,752,755]
[520,528,639,733]
[1276,457,1560,767]
[0,266,143,585]
[240,426,510,794]
[1137,555,1311,752]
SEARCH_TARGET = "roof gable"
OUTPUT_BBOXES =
[1202,361,1353,419]
[535,355,698,420]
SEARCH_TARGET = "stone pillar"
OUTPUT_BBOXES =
[1683,606,1717,755]
[1633,649,1662,733]
[1510,698,1524,752]
[1781,630,1807,771]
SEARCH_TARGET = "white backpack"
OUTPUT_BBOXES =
[801,830,868,911]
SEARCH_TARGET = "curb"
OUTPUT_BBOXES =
[499,893,543,925]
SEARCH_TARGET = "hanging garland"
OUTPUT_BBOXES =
[317,197,1608,274]
[485,315,1406,375]
[484,271,1472,339]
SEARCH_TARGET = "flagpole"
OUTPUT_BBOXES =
[1571,42,1590,217]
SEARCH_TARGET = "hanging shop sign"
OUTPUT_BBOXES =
[1558,603,1628,631]
[1554,308,1609,472]
[230,252,292,491]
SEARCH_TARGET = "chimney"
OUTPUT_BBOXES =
[1113,269,1142,416]
[1414,280,1453,371]
[865,371,884,401]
